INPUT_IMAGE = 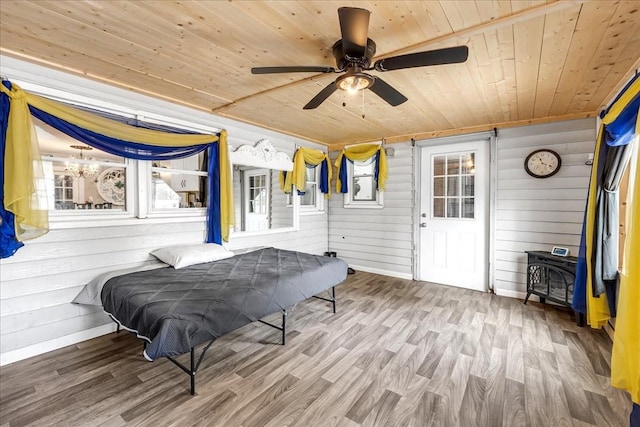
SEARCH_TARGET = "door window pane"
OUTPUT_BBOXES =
[461,153,475,174]
[433,198,444,218]
[433,177,445,197]
[462,176,475,197]
[446,198,460,218]
[447,156,460,175]
[447,176,459,196]
[433,155,446,175]
[463,198,475,218]
[432,151,476,219]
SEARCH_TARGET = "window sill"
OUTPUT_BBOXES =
[299,209,325,216]
[229,226,298,239]
[343,204,384,209]
[49,213,206,229]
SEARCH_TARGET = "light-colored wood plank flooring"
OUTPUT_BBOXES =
[0,272,631,426]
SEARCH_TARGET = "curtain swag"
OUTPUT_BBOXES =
[572,74,639,327]
[0,82,234,258]
[281,147,331,198]
[334,144,388,194]
[567,73,639,404]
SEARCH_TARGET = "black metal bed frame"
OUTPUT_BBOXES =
[115,286,336,395]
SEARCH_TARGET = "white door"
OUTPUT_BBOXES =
[243,169,270,231]
[418,140,488,291]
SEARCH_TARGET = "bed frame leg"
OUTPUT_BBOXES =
[331,286,336,314]
[190,347,195,395]
[282,311,287,345]
[312,287,337,313]
[166,339,215,396]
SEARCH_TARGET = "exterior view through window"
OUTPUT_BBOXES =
[432,152,475,219]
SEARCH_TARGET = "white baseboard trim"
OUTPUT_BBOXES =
[349,264,413,280]
[0,323,117,367]
[494,288,528,300]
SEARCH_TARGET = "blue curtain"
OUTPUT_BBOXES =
[0,81,23,257]
[319,159,329,194]
[30,106,209,160]
[337,150,383,194]
[339,155,349,193]
[572,73,640,314]
[206,143,221,244]
[1,88,224,256]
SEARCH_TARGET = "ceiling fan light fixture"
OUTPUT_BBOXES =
[336,72,373,95]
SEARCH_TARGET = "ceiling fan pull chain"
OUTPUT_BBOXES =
[362,89,366,119]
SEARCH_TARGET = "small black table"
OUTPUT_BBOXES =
[523,251,584,326]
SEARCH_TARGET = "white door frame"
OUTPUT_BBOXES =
[413,133,494,290]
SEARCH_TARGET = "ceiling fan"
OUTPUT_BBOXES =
[251,7,469,110]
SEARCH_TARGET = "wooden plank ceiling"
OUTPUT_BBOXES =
[1,1,639,149]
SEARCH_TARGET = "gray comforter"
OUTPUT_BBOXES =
[101,248,348,360]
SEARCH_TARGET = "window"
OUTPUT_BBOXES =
[344,156,383,208]
[244,169,269,231]
[291,165,324,213]
[150,154,208,210]
[54,174,74,204]
[36,118,129,213]
[432,152,475,219]
[286,165,324,212]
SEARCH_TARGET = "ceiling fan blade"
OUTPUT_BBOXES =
[338,7,370,58]
[252,66,335,74]
[303,81,338,110]
[374,46,469,72]
[368,77,408,106]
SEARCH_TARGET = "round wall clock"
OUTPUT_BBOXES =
[524,149,561,178]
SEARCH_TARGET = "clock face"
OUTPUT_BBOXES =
[524,149,561,178]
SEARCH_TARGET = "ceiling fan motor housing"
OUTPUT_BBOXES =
[332,38,377,70]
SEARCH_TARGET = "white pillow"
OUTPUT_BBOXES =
[150,243,234,269]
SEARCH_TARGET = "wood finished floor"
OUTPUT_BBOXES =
[0,272,631,427]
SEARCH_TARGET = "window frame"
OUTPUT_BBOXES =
[288,164,324,214]
[343,157,384,209]
[21,81,220,224]
[431,151,476,220]
[41,152,134,219]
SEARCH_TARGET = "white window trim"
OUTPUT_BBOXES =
[300,165,325,214]
[285,167,325,215]
[45,156,135,221]
[343,158,384,209]
[14,75,302,235]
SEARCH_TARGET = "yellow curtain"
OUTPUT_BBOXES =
[1,83,233,242]
[284,147,331,197]
[1,84,49,242]
[611,111,640,403]
[334,144,388,193]
[25,91,220,146]
[218,131,234,242]
[584,77,640,328]
[584,124,611,328]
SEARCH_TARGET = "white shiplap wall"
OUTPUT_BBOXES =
[328,143,414,279]
[493,118,596,298]
[0,56,328,365]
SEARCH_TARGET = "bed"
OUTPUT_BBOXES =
[76,247,348,394]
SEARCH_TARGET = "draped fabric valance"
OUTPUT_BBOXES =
[568,74,639,404]
[0,82,233,258]
[281,147,331,197]
[334,144,388,194]
[572,74,639,325]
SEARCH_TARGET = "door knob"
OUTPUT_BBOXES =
[420,223,427,228]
